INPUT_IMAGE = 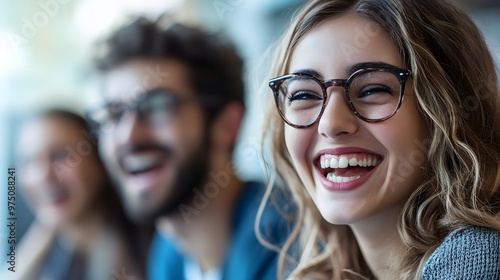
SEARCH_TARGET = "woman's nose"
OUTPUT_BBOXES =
[317,90,359,139]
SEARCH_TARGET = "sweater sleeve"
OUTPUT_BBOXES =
[421,226,500,279]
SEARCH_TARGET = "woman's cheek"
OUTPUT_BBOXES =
[284,127,316,187]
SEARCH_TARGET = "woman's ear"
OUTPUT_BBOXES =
[210,102,244,152]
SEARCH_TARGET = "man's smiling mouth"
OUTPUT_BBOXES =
[121,152,166,175]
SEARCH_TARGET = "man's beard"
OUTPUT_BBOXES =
[140,144,209,223]
[121,140,209,224]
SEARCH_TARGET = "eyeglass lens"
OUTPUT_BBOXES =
[90,91,180,127]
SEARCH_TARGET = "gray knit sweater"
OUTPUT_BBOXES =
[421,226,500,279]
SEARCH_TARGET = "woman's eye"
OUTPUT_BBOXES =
[288,91,322,102]
[357,85,393,98]
[107,104,127,122]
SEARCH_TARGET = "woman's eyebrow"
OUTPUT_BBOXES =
[291,62,401,79]
[291,68,324,79]
[347,61,400,74]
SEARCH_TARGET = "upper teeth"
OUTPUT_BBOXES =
[320,154,379,169]
[123,154,163,173]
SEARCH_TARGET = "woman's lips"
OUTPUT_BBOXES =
[315,149,382,191]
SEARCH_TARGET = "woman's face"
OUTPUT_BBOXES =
[284,14,429,225]
[17,115,107,227]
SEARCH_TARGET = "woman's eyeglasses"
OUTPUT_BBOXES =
[269,66,411,128]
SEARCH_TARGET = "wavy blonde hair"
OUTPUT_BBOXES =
[260,0,500,279]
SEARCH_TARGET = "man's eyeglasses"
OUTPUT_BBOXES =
[269,66,411,128]
[86,89,223,129]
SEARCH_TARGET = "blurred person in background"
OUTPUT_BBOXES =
[87,16,290,280]
[10,109,143,280]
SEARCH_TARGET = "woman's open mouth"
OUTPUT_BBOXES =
[316,153,382,191]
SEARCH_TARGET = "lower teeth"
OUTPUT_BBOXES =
[326,173,361,183]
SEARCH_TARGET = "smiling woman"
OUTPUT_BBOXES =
[12,109,143,280]
[262,0,500,279]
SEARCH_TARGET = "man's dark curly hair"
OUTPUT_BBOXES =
[94,16,245,115]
